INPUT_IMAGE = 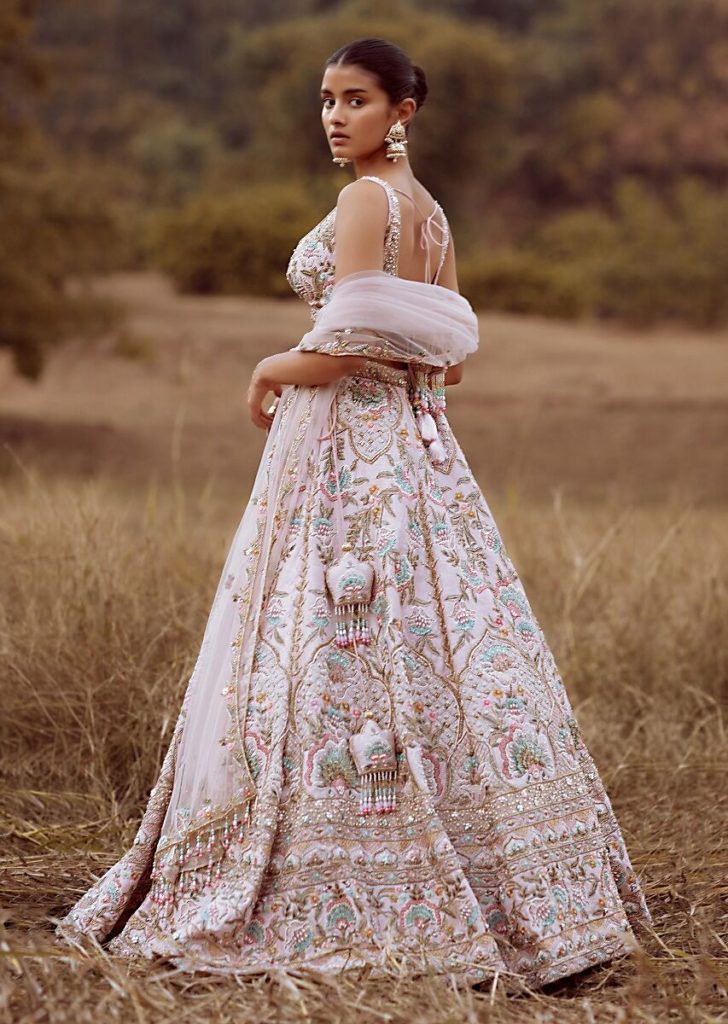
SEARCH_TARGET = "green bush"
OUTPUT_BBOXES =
[149,182,321,296]
[458,249,588,319]
[525,177,728,327]
[598,178,728,327]
[128,118,220,203]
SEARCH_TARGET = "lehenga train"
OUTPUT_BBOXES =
[56,175,652,988]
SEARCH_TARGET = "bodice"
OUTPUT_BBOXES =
[285,175,453,466]
[285,175,447,322]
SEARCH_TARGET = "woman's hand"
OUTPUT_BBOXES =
[247,363,282,430]
[247,350,369,429]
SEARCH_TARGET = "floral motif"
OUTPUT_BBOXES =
[304,735,358,795]
[394,465,415,496]
[320,466,351,501]
[244,732,269,782]
[497,724,555,784]
[406,610,433,637]
[325,896,357,933]
[399,896,442,933]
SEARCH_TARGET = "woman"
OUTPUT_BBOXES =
[57,37,652,989]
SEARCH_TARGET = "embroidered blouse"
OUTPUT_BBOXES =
[285,175,449,322]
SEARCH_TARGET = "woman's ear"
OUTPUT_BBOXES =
[397,97,417,128]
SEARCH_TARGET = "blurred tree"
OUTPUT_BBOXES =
[516,0,728,205]
[1,1,123,379]
[0,1,58,378]
[0,0,47,154]
[413,0,561,33]
[524,176,728,325]
[150,182,316,296]
[129,118,221,203]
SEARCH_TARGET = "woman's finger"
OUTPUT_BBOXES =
[253,401,274,428]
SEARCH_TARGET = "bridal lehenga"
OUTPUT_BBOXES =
[57,175,652,988]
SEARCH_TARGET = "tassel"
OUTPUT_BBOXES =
[325,544,375,649]
[349,715,398,815]
[357,767,397,814]
[417,409,439,443]
[428,437,447,464]
[149,796,258,912]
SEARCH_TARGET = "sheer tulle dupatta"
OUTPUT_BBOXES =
[295,269,479,366]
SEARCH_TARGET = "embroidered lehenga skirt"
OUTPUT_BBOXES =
[57,359,652,987]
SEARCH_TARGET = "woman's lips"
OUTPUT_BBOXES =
[331,135,348,142]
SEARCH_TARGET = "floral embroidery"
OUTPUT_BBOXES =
[304,735,358,795]
[497,723,555,784]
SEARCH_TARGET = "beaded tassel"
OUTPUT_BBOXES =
[148,796,255,912]
[411,369,448,465]
[325,544,375,649]
[430,370,447,419]
[349,714,398,815]
[412,379,438,441]
[427,370,448,465]
[357,766,397,814]
[334,601,371,646]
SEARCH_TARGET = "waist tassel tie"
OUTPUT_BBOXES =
[411,368,448,465]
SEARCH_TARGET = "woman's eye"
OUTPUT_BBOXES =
[323,98,363,108]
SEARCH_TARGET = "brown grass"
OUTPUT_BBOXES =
[1,476,726,1022]
[1,273,727,1021]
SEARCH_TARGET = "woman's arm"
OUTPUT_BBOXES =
[249,181,389,429]
[445,361,464,385]
[247,351,368,429]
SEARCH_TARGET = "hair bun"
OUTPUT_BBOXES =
[412,64,428,110]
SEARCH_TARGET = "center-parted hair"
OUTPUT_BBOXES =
[324,37,428,132]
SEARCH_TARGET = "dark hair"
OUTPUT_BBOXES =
[324,37,428,132]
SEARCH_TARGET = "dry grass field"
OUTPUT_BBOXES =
[1,273,727,1022]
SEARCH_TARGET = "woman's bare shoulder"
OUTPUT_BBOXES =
[336,177,390,210]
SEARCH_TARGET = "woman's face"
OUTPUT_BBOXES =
[320,62,410,164]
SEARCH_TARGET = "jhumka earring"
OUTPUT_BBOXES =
[384,119,408,162]
[332,154,351,167]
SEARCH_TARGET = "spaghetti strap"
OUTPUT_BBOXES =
[352,176,449,284]
[389,186,449,285]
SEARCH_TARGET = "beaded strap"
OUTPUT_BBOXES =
[358,175,401,277]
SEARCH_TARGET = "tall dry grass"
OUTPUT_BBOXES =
[1,473,726,1022]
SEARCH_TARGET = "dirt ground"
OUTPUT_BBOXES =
[1,271,727,507]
